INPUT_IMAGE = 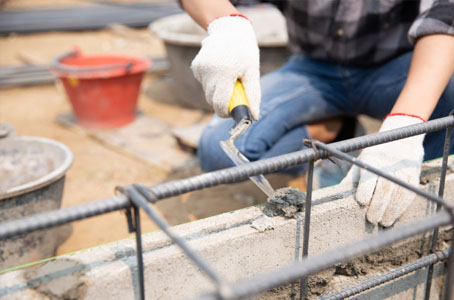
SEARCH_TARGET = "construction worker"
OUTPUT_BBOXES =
[180,0,454,227]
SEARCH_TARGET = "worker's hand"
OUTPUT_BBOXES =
[191,14,261,120]
[344,114,426,227]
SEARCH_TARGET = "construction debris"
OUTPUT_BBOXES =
[0,2,182,35]
[0,57,169,87]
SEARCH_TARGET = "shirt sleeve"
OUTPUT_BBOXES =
[408,0,454,44]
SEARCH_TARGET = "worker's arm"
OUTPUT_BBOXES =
[180,0,238,30]
[391,34,454,119]
[181,0,261,120]
[347,34,454,227]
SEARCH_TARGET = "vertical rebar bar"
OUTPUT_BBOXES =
[133,204,146,300]
[291,216,302,300]
[445,231,454,300]
[424,124,452,300]
[300,160,314,300]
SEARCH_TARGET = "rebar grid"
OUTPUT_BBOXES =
[198,211,452,300]
[0,115,453,300]
[0,116,452,241]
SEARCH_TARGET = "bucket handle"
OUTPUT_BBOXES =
[52,50,134,74]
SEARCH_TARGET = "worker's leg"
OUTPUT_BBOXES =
[198,55,349,174]
[349,51,454,160]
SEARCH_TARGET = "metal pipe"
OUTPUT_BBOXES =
[317,249,450,300]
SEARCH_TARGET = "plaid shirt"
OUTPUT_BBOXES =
[263,0,454,66]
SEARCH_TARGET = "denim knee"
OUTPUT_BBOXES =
[198,117,234,172]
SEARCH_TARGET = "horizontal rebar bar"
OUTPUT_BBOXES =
[199,211,452,300]
[145,115,454,200]
[0,116,452,241]
[312,141,454,212]
[317,248,450,300]
[0,195,128,240]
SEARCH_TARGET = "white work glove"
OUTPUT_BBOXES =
[344,114,426,227]
[191,14,261,120]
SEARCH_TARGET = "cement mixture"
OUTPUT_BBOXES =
[264,187,306,218]
[259,230,452,299]
[0,143,55,193]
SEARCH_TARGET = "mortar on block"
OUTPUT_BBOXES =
[0,128,73,270]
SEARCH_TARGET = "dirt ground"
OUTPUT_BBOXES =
[0,2,304,258]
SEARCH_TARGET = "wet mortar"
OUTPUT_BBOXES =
[258,229,452,299]
[263,187,306,218]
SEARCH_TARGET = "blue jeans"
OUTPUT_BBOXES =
[199,52,454,175]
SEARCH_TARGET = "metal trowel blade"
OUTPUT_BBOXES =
[220,140,275,198]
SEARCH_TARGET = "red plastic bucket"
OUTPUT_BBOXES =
[52,50,151,128]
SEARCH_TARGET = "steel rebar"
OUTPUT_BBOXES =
[199,211,451,300]
[290,215,302,300]
[306,140,454,300]
[317,249,450,300]
[424,120,453,300]
[0,2,182,34]
[0,195,128,240]
[0,116,452,242]
[133,204,145,300]
[312,141,454,213]
[300,160,314,300]
[146,116,454,201]
[126,187,227,289]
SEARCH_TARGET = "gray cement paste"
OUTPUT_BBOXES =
[263,187,306,218]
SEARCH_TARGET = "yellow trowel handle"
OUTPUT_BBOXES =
[228,80,252,126]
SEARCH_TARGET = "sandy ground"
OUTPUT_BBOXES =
[0,13,303,258]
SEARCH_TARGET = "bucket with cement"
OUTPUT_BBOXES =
[0,130,73,270]
[149,5,289,111]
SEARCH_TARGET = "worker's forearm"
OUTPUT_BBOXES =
[181,0,238,30]
[391,34,454,120]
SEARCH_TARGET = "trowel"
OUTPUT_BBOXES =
[219,80,275,198]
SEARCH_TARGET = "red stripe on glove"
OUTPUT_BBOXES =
[385,113,426,122]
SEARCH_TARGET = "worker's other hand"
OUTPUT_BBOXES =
[191,15,261,120]
[343,114,425,227]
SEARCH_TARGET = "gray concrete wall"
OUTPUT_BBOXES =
[0,156,452,299]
